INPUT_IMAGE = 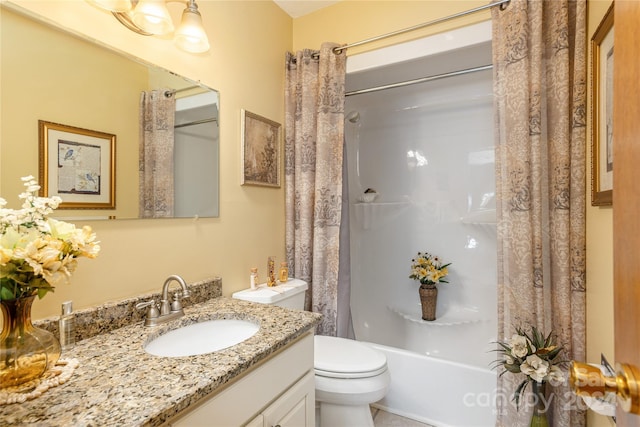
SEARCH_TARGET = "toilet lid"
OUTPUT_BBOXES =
[314,335,387,379]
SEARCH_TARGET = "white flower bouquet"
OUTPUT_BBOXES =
[493,325,566,408]
[0,176,100,300]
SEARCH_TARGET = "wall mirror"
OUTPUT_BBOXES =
[0,6,220,220]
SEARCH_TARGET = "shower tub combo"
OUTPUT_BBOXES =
[344,22,497,427]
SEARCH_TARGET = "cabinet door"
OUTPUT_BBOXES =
[168,333,314,427]
[263,371,315,427]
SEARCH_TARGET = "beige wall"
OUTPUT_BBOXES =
[1,0,292,319]
[2,9,146,219]
[585,2,615,426]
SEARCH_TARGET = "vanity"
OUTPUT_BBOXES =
[0,279,321,426]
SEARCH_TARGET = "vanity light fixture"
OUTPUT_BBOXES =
[86,0,210,53]
[131,0,175,35]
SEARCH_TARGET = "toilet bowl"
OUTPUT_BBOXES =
[314,335,390,427]
[232,279,390,427]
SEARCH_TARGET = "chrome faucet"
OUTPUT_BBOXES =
[136,275,191,327]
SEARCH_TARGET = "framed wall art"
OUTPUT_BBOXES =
[38,120,116,209]
[591,4,614,206]
[240,109,281,187]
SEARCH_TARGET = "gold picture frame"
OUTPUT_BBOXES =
[38,120,116,209]
[591,4,614,206]
[240,109,281,187]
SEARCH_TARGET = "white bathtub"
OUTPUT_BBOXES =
[366,342,497,427]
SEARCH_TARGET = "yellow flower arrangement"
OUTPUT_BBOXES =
[409,251,450,285]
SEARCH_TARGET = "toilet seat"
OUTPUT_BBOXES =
[314,335,388,379]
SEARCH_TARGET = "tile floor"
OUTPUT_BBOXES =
[371,407,434,427]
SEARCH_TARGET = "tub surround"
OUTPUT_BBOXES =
[1,283,321,426]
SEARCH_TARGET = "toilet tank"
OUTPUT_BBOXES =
[232,279,308,310]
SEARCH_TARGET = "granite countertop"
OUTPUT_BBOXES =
[0,296,321,426]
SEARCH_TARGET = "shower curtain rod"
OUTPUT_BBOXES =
[164,85,201,98]
[345,63,492,97]
[333,0,509,55]
[174,117,218,129]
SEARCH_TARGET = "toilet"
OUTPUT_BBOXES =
[232,279,390,427]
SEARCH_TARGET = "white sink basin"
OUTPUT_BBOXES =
[144,319,259,357]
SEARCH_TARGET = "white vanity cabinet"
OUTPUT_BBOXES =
[168,332,315,427]
[246,371,314,427]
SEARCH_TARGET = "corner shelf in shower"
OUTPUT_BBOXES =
[352,201,411,229]
[387,305,486,326]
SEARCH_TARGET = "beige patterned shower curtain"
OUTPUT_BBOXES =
[284,43,346,336]
[492,0,586,426]
[139,89,175,218]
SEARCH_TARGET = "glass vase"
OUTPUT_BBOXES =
[529,381,550,427]
[0,296,61,389]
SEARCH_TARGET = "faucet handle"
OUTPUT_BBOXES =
[136,299,159,319]
[171,292,184,312]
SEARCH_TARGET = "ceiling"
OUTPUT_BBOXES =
[273,0,342,18]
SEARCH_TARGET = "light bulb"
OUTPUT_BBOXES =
[132,0,174,35]
[174,2,210,53]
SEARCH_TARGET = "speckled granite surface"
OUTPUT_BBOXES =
[35,277,223,343]
[1,294,321,426]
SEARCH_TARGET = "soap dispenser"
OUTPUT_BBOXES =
[59,301,75,350]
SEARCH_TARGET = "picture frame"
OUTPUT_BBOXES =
[38,120,116,209]
[591,4,614,206]
[240,109,281,187]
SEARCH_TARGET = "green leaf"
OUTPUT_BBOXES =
[0,286,16,300]
[496,342,512,351]
[37,287,51,299]
[513,379,530,410]
[545,346,563,360]
[504,363,521,374]
[530,326,544,348]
